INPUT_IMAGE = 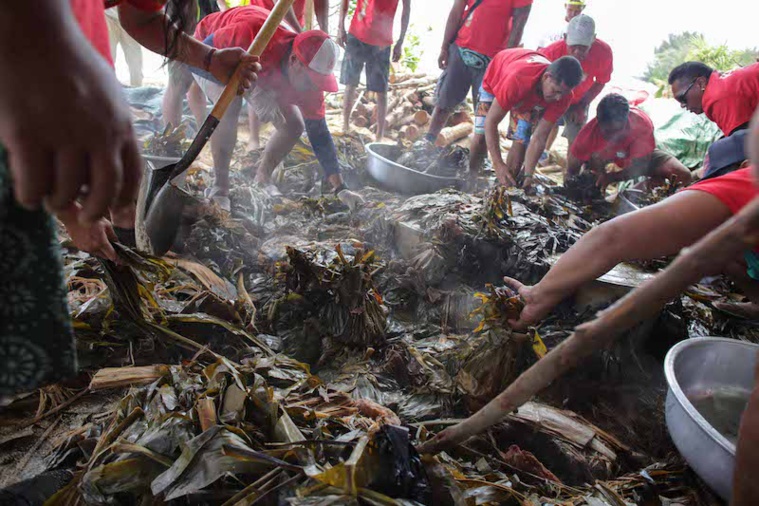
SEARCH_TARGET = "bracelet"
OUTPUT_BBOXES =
[203,48,216,72]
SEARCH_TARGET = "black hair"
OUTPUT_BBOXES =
[668,61,714,85]
[597,93,630,125]
[546,56,584,89]
[164,0,198,60]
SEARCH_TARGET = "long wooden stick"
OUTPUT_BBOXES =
[418,196,759,454]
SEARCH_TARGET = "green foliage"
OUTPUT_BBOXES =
[643,32,759,84]
[400,30,423,72]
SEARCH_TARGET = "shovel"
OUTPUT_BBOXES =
[142,0,296,256]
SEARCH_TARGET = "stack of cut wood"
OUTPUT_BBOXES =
[348,72,474,147]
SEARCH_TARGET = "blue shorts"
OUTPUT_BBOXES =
[474,85,495,135]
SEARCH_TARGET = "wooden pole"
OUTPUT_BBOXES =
[304,0,314,30]
[417,196,759,455]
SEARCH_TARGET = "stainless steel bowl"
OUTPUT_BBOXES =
[365,143,464,195]
[664,337,758,501]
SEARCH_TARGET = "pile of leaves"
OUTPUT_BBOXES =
[142,123,190,158]
[393,144,469,178]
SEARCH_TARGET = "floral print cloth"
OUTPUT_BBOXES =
[0,145,77,396]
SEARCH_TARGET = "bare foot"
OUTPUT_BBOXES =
[713,301,759,320]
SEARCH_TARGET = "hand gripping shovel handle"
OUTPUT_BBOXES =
[168,0,297,181]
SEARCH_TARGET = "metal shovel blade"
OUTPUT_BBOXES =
[144,180,191,256]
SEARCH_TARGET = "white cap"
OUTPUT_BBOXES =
[566,14,595,47]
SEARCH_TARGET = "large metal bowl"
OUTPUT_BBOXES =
[664,337,758,500]
[365,143,464,195]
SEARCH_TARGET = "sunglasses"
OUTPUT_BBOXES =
[676,80,697,105]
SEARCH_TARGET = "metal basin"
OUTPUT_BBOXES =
[365,143,464,195]
[664,337,758,500]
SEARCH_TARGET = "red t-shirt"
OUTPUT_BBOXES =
[349,0,400,48]
[702,65,759,136]
[455,0,533,58]
[571,108,655,168]
[196,6,325,120]
[70,0,166,66]
[482,49,574,123]
[254,0,307,26]
[541,38,613,105]
[686,167,758,215]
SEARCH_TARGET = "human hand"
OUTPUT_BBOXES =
[0,33,141,225]
[392,42,404,63]
[521,175,535,193]
[209,50,261,95]
[57,204,119,262]
[595,171,614,193]
[502,276,555,330]
[337,29,347,48]
[494,161,517,187]
[438,46,450,70]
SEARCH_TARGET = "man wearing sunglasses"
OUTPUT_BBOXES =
[668,61,759,138]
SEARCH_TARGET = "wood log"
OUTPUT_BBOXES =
[402,90,420,103]
[390,72,426,84]
[353,115,368,128]
[435,123,473,147]
[401,124,421,142]
[354,102,369,117]
[390,114,417,130]
[386,104,414,129]
[414,110,430,126]
[391,77,437,89]
[448,110,473,126]
[422,96,436,109]
[417,195,759,455]
[89,365,170,391]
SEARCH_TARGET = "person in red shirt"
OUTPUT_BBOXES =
[338,0,411,141]
[470,49,583,189]
[423,0,533,144]
[541,14,613,149]
[568,94,691,191]
[192,6,363,209]
[669,61,759,137]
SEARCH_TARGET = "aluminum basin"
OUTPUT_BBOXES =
[365,143,464,195]
[664,337,758,501]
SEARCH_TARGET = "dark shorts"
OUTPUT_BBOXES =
[0,145,76,397]
[340,34,391,93]
[435,43,487,111]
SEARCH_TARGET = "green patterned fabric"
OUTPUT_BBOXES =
[0,145,77,396]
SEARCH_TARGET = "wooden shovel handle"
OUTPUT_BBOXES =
[209,0,297,120]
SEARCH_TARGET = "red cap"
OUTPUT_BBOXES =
[293,30,339,93]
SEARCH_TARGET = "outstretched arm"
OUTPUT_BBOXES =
[484,99,516,186]
[521,118,554,188]
[118,4,260,90]
[504,189,734,329]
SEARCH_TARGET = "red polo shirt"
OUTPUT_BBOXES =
[455,0,533,58]
[196,6,325,120]
[349,0,400,48]
[686,167,758,215]
[482,49,574,123]
[702,64,759,136]
[570,108,656,168]
[71,0,166,66]
[541,38,613,105]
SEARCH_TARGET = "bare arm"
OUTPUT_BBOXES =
[393,0,412,62]
[337,0,349,46]
[484,99,510,174]
[118,4,259,89]
[505,190,734,329]
[521,118,553,185]
[314,0,329,32]
[438,0,468,69]
[507,5,532,48]
[579,81,605,108]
